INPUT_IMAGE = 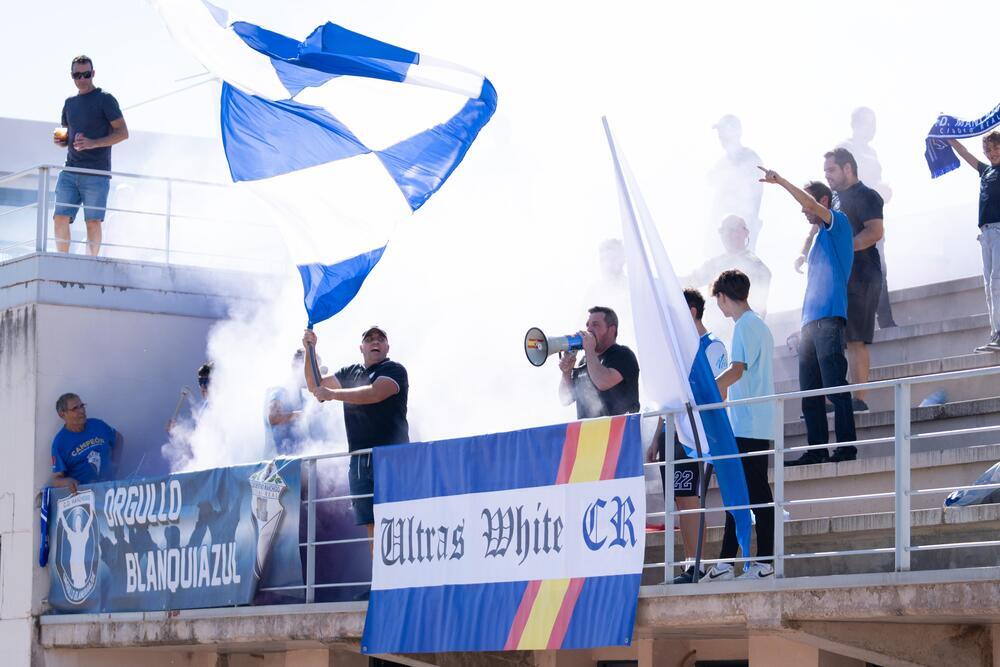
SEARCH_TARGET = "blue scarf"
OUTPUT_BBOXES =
[925,102,1000,178]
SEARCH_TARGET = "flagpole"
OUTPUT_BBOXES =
[305,324,323,388]
[601,116,711,582]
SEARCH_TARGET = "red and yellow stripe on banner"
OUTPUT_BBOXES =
[504,416,627,650]
[555,415,627,485]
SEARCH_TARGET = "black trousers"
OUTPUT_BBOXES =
[719,437,774,562]
[799,317,857,454]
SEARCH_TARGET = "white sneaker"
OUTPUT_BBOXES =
[702,563,734,581]
[737,562,775,580]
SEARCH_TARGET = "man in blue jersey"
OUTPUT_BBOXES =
[50,393,123,493]
[759,167,857,465]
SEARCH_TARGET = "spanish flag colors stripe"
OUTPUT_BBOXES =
[556,415,627,485]
[506,416,629,649]
[504,577,587,650]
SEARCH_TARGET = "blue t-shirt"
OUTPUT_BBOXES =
[729,311,775,440]
[51,418,117,484]
[61,88,123,173]
[801,210,854,326]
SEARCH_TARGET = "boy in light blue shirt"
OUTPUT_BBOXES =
[705,269,775,581]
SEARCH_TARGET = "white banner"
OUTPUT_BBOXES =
[372,477,645,590]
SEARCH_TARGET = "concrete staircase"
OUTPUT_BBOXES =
[647,275,1000,579]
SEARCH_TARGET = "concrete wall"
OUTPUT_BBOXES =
[34,303,215,478]
[0,252,267,666]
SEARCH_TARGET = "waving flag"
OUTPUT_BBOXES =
[601,117,751,556]
[155,0,496,325]
[925,103,1000,178]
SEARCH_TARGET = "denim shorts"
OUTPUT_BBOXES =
[53,171,110,223]
[348,452,374,526]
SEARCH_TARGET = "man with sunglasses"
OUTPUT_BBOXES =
[52,55,129,256]
[50,393,124,494]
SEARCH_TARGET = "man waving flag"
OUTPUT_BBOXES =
[154,0,496,325]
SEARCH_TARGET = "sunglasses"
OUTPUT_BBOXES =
[71,71,94,80]
[198,377,210,387]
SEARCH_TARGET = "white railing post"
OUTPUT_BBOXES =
[306,459,317,603]
[35,167,50,252]
[894,382,912,572]
[164,180,173,264]
[663,416,676,584]
[772,397,785,578]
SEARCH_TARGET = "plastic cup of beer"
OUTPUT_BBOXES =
[53,127,68,144]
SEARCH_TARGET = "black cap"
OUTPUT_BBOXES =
[362,326,388,340]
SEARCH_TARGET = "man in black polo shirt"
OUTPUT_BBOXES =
[302,326,408,539]
[558,306,639,418]
[824,147,884,419]
[52,55,129,256]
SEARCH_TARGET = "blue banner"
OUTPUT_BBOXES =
[362,416,645,654]
[925,102,1000,178]
[47,459,302,613]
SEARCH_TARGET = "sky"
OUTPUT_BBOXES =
[4,0,997,459]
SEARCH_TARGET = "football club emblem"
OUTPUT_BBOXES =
[54,490,99,604]
[249,461,288,581]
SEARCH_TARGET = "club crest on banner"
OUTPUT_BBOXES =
[54,490,99,604]
[249,461,288,581]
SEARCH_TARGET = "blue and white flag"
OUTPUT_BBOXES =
[925,103,1000,178]
[155,0,496,325]
[602,118,752,555]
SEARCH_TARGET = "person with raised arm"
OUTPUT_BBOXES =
[758,166,857,466]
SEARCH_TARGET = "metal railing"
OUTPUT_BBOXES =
[257,364,1000,602]
[0,164,285,271]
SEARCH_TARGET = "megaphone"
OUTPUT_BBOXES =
[524,327,583,367]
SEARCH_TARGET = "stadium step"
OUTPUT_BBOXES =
[773,313,993,384]
[782,395,1000,456]
[774,351,1000,419]
[643,501,1000,583]
[646,442,1000,530]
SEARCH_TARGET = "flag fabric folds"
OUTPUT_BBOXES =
[154,0,496,325]
[925,103,1000,178]
[602,118,752,555]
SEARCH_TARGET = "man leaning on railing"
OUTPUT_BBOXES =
[52,55,129,257]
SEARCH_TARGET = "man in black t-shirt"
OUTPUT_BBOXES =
[302,326,409,537]
[948,133,1000,351]
[824,147,884,418]
[52,55,129,256]
[558,306,639,418]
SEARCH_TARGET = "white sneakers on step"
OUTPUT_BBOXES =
[702,562,774,581]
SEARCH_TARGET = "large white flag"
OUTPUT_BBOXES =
[602,117,751,553]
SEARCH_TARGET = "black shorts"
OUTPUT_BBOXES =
[657,431,700,497]
[348,452,374,526]
[846,277,882,344]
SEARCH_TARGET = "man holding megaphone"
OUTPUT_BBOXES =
[557,306,639,419]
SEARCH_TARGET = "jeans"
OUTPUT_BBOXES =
[979,223,1000,338]
[799,317,857,454]
[719,437,774,563]
[53,171,110,222]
